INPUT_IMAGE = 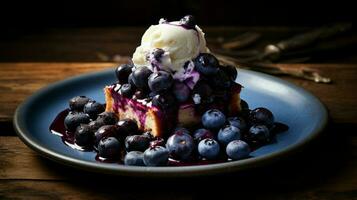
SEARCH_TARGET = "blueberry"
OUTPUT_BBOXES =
[239,99,250,119]
[64,111,90,132]
[74,124,94,147]
[115,64,133,84]
[220,65,237,81]
[98,137,121,159]
[150,137,165,148]
[124,151,145,166]
[125,135,151,152]
[69,96,91,111]
[143,131,154,140]
[247,124,270,144]
[128,73,136,88]
[151,92,176,110]
[180,15,196,29]
[143,146,169,166]
[120,83,135,98]
[131,66,152,89]
[217,125,241,146]
[88,120,105,132]
[148,71,173,93]
[116,119,139,138]
[94,125,118,147]
[226,140,250,160]
[198,139,220,160]
[96,112,119,125]
[249,107,275,127]
[192,81,213,104]
[193,128,215,143]
[133,90,148,100]
[149,48,165,63]
[83,101,105,119]
[173,81,190,103]
[227,117,247,132]
[193,53,219,76]
[202,109,226,130]
[166,131,194,160]
[240,99,249,110]
[211,70,231,89]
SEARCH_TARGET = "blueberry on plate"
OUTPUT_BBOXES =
[119,83,135,98]
[227,117,247,132]
[83,101,105,119]
[69,96,91,111]
[249,107,275,127]
[94,125,118,147]
[96,112,119,126]
[125,135,151,152]
[143,146,169,166]
[220,65,237,81]
[211,70,231,89]
[88,120,105,132]
[193,128,215,143]
[148,70,174,93]
[217,125,241,146]
[151,92,177,110]
[202,109,226,130]
[75,124,94,147]
[247,124,270,144]
[116,119,139,137]
[124,151,145,166]
[150,137,165,148]
[64,111,90,132]
[172,81,190,103]
[166,130,194,160]
[115,64,133,84]
[193,53,219,76]
[180,15,196,29]
[198,138,220,160]
[226,140,250,160]
[131,66,152,89]
[98,137,121,160]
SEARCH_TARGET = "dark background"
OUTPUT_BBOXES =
[1,0,356,28]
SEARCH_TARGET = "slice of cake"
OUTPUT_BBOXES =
[105,15,242,137]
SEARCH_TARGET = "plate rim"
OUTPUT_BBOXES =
[13,68,328,177]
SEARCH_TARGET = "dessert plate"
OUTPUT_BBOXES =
[14,68,328,177]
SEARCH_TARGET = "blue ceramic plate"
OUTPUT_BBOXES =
[14,68,328,177]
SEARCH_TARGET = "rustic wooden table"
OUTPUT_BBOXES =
[1,27,357,199]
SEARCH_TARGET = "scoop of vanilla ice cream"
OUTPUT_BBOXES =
[132,22,209,72]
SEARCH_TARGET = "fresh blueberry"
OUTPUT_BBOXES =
[115,64,133,84]
[96,112,119,125]
[143,146,169,166]
[69,96,91,111]
[88,120,105,132]
[133,90,148,100]
[119,83,135,98]
[202,109,226,130]
[217,125,241,146]
[211,70,231,89]
[166,131,194,160]
[74,124,94,147]
[151,92,176,110]
[198,138,220,160]
[239,99,250,119]
[148,71,173,93]
[64,111,90,132]
[151,48,165,61]
[116,119,139,138]
[98,137,121,160]
[249,107,275,127]
[193,53,219,76]
[125,135,151,152]
[128,73,136,88]
[227,117,247,131]
[193,128,215,143]
[150,137,165,148]
[220,65,237,81]
[226,140,250,160]
[173,81,190,103]
[180,15,196,29]
[94,125,118,147]
[192,81,213,104]
[143,131,154,140]
[83,101,105,119]
[124,151,145,166]
[247,124,270,144]
[240,99,249,110]
[131,66,152,89]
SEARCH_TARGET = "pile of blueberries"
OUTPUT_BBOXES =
[114,52,238,111]
[64,95,276,167]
